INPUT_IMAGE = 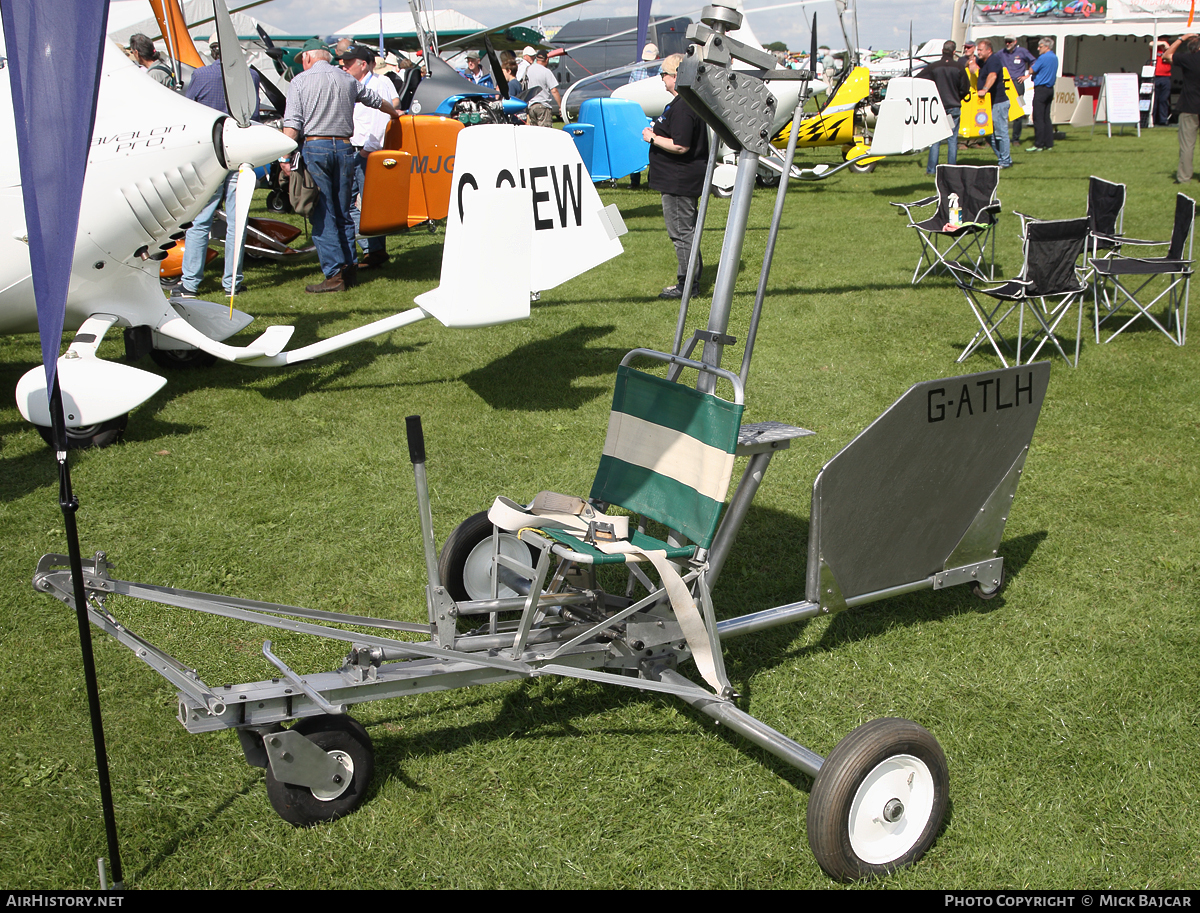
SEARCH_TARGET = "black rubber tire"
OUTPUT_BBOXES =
[265,189,290,214]
[971,565,1006,600]
[756,172,781,188]
[149,347,218,369]
[711,184,734,199]
[849,160,877,174]
[265,715,374,827]
[438,510,537,604]
[807,717,949,882]
[35,414,128,449]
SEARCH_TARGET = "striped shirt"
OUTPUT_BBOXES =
[282,59,385,138]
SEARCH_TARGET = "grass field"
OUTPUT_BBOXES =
[1,123,1197,890]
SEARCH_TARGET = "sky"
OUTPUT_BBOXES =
[254,0,957,53]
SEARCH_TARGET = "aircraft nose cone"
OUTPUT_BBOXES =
[222,120,296,168]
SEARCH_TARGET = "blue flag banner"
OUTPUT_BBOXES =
[636,0,652,61]
[1,0,110,394]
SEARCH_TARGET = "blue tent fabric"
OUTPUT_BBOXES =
[1,0,110,393]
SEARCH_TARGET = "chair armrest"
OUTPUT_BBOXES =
[890,195,938,215]
[1095,233,1168,247]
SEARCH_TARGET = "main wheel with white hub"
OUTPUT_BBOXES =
[807,717,948,881]
[438,510,537,603]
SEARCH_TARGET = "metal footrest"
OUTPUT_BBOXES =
[737,421,814,455]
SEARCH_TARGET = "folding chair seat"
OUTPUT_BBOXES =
[1091,193,1194,347]
[892,164,1002,285]
[951,216,1090,368]
[486,353,746,696]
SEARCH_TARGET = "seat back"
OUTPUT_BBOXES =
[934,164,1000,225]
[1022,217,1088,296]
[1167,193,1196,262]
[591,366,744,549]
[1086,176,1125,246]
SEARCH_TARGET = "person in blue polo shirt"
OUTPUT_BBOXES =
[1027,37,1059,152]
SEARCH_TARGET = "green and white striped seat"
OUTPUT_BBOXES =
[546,365,744,562]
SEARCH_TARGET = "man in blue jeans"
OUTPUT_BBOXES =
[918,41,970,174]
[280,40,400,293]
[976,38,1012,169]
[177,41,261,298]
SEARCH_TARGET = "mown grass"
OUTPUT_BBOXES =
[0,124,1197,889]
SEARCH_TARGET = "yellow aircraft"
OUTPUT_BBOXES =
[771,65,879,172]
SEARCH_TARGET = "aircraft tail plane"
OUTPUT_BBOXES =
[867,76,952,157]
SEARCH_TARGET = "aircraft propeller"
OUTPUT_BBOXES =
[213,0,263,315]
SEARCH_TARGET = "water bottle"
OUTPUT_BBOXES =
[948,192,961,229]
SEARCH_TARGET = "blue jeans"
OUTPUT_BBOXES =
[352,153,385,257]
[990,99,1012,167]
[182,174,242,293]
[304,138,357,277]
[927,108,961,173]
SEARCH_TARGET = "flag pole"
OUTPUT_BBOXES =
[48,381,124,889]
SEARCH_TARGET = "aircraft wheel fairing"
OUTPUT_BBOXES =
[265,715,374,827]
[34,415,128,450]
[439,510,537,603]
[849,160,877,174]
[807,717,948,881]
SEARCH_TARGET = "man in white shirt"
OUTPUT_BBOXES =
[341,45,400,269]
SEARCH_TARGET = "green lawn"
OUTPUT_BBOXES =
[1,124,1197,889]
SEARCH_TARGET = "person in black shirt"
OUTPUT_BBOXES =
[918,40,970,174]
[642,53,709,299]
[1165,34,1200,183]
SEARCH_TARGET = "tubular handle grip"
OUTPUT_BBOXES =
[406,415,425,465]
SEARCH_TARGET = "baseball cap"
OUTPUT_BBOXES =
[339,44,373,63]
[466,49,481,60]
[302,38,327,53]
[522,45,537,57]
[641,42,659,61]
[1004,35,1017,42]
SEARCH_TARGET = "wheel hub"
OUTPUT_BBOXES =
[847,754,936,865]
[311,749,354,801]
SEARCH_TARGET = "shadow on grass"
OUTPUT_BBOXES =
[461,324,625,411]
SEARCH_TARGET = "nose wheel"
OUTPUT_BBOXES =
[807,717,949,881]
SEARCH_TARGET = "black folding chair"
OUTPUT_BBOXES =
[892,164,1002,285]
[1014,176,1125,284]
[952,217,1090,368]
[1091,193,1194,347]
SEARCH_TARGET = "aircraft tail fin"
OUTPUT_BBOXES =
[415,185,533,328]
[868,76,952,156]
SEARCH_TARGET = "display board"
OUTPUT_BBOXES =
[1095,72,1142,136]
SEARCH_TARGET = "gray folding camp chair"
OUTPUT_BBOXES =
[1091,193,1194,347]
[952,216,1090,368]
[892,164,1002,285]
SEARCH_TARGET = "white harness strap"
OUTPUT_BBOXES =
[487,495,724,693]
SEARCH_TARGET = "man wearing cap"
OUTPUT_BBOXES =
[918,40,969,173]
[976,39,1013,169]
[641,53,708,300]
[342,44,399,270]
[522,50,561,128]
[174,41,262,299]
[997,36,1035,143]
[281,40,402,293]
[517,46,536,83]
[629,42,659,82]
[462,50,493,87]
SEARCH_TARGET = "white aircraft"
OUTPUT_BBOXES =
[2,9,626,447]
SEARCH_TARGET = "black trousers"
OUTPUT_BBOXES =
[1033,84,1054,149]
